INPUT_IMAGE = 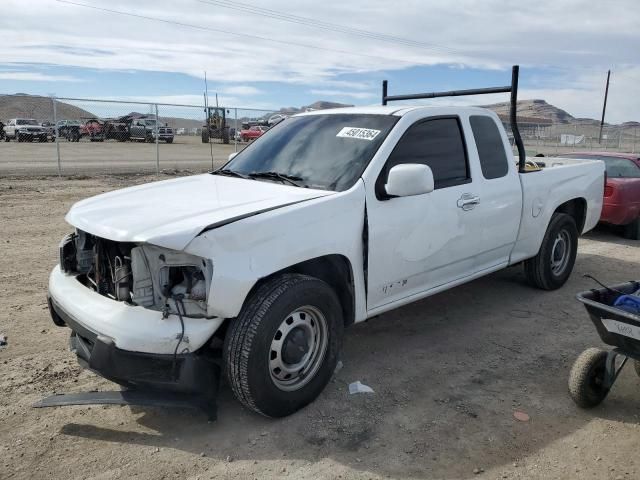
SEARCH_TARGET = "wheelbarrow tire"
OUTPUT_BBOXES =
[568,347,610,408]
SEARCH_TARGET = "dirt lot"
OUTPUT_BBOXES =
[0,136,238,176]
[1,174,640,480]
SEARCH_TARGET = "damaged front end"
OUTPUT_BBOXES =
[60,230,214,318]
[47,230,221,418]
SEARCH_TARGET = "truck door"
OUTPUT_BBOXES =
[130,121,142,139]
[365,115,515,313]
[464,114,522,270]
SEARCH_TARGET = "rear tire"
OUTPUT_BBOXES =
[568,348,610,408]
[623,218,640,240]
[524,213,578,290]
[201,130,210,143]
[224,274,343,418]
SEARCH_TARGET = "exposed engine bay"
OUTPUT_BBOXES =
[59,230,213,317]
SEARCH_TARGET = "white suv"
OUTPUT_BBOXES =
[4,118,48,142]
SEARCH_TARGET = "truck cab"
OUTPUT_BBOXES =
[129,118,174,143]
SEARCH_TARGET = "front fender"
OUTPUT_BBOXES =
[184,182,367,320]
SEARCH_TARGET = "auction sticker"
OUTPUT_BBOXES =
[602,318,640,341]
[336,127,381,141]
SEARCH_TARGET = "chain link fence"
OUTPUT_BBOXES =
[0,94,277,176]
[1,93,638,176]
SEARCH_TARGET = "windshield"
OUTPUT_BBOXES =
[561,154,640,178]
[17,119,38,126]
[143,120,157,126]
[223,114,398,191]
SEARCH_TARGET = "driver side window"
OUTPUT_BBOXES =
[377,117,470,197]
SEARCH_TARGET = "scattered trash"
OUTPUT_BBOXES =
[513,410,530,422]
[334,360,343,374]
[0,335,7,347]
[349,381,374,394]
[473,467,484,474]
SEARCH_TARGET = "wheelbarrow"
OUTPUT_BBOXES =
[569,280,640,408]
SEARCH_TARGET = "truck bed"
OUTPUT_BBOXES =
[509,156,605,264]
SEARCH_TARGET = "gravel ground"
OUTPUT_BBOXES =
[1,174,639,480]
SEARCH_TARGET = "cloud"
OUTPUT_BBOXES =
[310,89,375,99]
[1,0,639,120]
[0,71,83,82]
[220,86,262,96]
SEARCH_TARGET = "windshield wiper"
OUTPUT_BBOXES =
[249,171,304,187]
[211,168,251,179]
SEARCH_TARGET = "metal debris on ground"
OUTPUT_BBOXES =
[348,381,374,394]
[513,410,530,422]
[0,335,7,347]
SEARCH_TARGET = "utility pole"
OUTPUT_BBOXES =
[598,70,611,144]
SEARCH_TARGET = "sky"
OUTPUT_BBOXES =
[1,0,639,123]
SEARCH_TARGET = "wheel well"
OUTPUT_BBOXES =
[554,198,587,233]
[246,255,356,327]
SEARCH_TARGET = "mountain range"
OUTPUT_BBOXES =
[0,94,635,128]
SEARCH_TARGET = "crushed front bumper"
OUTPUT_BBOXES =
[47,294,220,398]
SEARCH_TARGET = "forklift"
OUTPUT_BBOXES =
[201,106,230,144]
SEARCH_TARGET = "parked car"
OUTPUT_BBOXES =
[103,118,130,142]
[48,104,604,418]
[41,121,56,141]
[4,118,48,142]
[80,119,105,142]
[0,121,5,141]
[559,152,640,239]
[267,113,289,126]
[129,118,174,143]
[57,120,83,142]
[239,125,268,142]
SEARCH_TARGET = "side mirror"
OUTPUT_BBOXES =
[228,152,239,161]
[385,164,434,197]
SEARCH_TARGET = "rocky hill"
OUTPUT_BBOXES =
[483,99,575,124]
[277,101,353,115]
[0,94,94,122]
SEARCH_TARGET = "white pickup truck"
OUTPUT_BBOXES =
[47,71,605,418]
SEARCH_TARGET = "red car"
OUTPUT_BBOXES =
[561,152,640,239]
[239,125,268,142]
[80,119,105,142]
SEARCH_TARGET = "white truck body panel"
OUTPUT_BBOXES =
[53,105,605,354]
[65,174,333,251]
[510,157,604,264]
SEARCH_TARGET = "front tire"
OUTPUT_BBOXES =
[524,213,578,290]
[224,274,343,417]
[568,348,610,408]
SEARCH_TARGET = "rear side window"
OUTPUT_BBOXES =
[384,117,469,190]
[470,115,509,179]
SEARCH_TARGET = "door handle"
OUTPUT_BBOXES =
[457,194,480,211]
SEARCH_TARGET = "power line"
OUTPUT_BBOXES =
[197,0,461,55]
[54,0,444,66]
